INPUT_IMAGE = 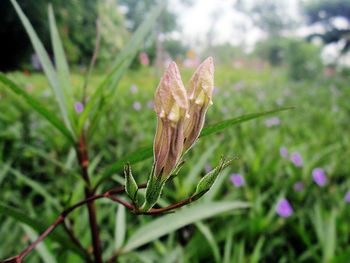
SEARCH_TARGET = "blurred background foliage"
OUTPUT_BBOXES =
[1,0,350,262]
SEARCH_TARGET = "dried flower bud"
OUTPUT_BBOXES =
[153,62,188,177]
[184,57,214,150]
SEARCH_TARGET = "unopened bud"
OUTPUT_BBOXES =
[153,62,188,178]
[184,57,214,150]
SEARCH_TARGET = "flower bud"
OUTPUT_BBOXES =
[184,57,214,150]
[153,62,188,178]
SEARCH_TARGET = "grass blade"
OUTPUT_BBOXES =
[10,0,74,137]
[122,201,249,252]
[195,222,221,263]
[0,73,75,144]
[0,203,84,257]
[48,4,75,128]
[200,107,295,137]
[21,224,58,263]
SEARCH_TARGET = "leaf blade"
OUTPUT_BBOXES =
[0,73,75,144]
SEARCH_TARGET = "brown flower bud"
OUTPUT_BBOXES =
[153,62,188,178]
[184,57,214,150]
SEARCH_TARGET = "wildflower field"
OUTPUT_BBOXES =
[1,63,349,262]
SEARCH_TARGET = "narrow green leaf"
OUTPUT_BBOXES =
[115,205,126,250]
[0,73,75,144]
[196,222,221,263]
[10,0,74,136]
[78,1,166,132]
[21,224,58,263]
[96,107,293,183]
[200,107,295,137]
[48,4,75,128]
[0,203,84,257]
[10,168,62,211]
[122,201,249,252]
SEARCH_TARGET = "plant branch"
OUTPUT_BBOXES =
[0,185,144,263]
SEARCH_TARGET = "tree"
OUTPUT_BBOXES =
[304,0,350,54]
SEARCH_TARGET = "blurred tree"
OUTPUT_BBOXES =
[304,0,350,54]
[0,0,127,70]
[235,0,296,36]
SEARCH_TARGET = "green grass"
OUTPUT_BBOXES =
[1,64,350,262]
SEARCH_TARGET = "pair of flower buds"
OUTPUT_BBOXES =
[153,57,214,179]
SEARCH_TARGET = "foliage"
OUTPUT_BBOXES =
[304,0,350,54]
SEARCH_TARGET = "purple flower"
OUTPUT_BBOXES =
[276,198,293,218]
[344,191,350,203]
[312,168,327,187]
[290,152,303,167]
[213,87,220,95]
[147,100,154,109]
[230,173,245,187]
[265,117,280,127]
[293,181,304,192]
[130,84,138,94]
[74,102,84,113]
[204,164,212,173]
[280,147,288,159]
[133,101,142,111]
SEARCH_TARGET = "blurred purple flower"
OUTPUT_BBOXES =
[344,191,350,203]
[290,152,303,167]
[147,100,154,109]
[230,173,245,187]
[293,181,304,192]
[223,91,230,98]
[213,87,220,95]
[133,101,142,111]
[265,117,280,127]
[276,198,293,218]
[234,81,245,91]
[204,164,212,173]
[280,147,288,159]
[312,168,327,187]
[74,102,84,113]
[130,84,138,94]
[221,107,228,113]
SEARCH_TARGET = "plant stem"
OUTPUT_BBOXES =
[78,134,103,263]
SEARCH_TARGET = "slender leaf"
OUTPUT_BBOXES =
[115,205,126,250]
[21,224,57,263]
[48,4,75,128]
[0,73,75,143]
[10,168,62,211]
[10,0,74,136]
[200,107,294,137]
[196,222,221,263]
[0,203,84,257]
[96,107,293,183]
[122,201,249,252]
[78,1,166,131]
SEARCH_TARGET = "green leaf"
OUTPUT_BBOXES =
[200,107,295,137]
[21,224,58,263]
[48,4,75,127]
[0,203,84,258]
[0,73,75,144]
[10,168,62,211]
[10,0,74,136]
[122,201,249,252]
[195,222,221,263]
[115,205,126,250]
[124,164,138,202]
[96,107,293,183]
[78,1,166,132]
